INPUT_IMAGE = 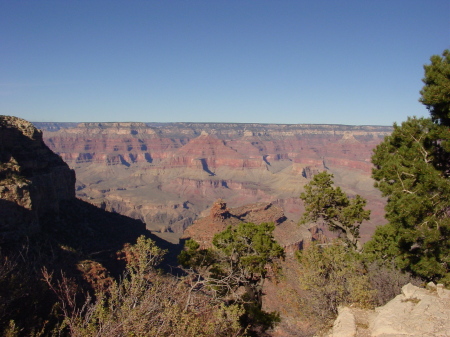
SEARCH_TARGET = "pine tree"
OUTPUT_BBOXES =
[179,222,285,333]
[419,49,450,126]
[299,171,370,252]
[368,50,450,284]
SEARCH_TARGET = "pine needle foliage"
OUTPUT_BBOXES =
[368,50,450,284]
[299,171,370,251]
[179,222,285,334]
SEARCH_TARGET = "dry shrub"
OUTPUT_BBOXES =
[366,261,422,306]
[76,260,113,294]
[0,253,18,323]
[45,236,246,337]
[296,242,375,325]
[59,274,243,337]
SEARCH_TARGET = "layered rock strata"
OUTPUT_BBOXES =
[182,199,324,254]
[35,122,391,242]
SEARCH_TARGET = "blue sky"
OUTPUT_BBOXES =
[1,1,449,125]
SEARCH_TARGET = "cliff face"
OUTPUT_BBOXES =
[38,122,390,171]
[0,115,172,261]
[35,122,391,242]
[0,116,75,236]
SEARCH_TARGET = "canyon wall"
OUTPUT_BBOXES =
[35,122,392,243]
[0,116,76,238]
[0,115,167,261]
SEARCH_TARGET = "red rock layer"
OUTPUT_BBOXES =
[34,122,391,242]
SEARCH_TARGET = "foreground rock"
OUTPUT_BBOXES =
[329,283,450,337]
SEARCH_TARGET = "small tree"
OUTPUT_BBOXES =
[179,222,285,333]
[299,171,370,251]
[212,222,285,308]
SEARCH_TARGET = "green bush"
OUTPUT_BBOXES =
[296,242,375,322]
[179,222,285,335]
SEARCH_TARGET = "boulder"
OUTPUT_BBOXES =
[330,307,356,337]
[328,283,450,336]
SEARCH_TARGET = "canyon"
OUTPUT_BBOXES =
[9,116,440,337]
[35,121,392,244]
[0,116,174,263]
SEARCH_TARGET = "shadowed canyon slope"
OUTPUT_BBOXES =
[0,115,178,265]
[36,122,392,242]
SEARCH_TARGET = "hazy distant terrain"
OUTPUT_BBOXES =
[35,122,391,243]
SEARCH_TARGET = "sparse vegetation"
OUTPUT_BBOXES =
[43,235,245,337]
[297,170,424,331]
[179,222,285,335]
[0,234,247,337]
[296,242,375,322]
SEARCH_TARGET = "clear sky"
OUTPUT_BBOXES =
[1,1,449,125]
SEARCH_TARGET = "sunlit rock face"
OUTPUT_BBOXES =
[35,122,391,242]
[328,283,450,337]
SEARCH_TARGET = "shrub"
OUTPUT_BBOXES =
[365,261,422,306]
[45,235,245,337]
[296,242,375,322]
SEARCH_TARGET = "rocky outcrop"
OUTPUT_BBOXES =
[329,283,450,337]
[209,198,230,220]
[0,115,177,263]
[331,307,357,337]
[182,199,318,253]
[0,116,75,237]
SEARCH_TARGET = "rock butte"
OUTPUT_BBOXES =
[35,122,392,243]
[182,199,326,254]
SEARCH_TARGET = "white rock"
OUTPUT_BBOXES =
[331,307,356,337]
[437,283,450,300]
[370,283,450,336]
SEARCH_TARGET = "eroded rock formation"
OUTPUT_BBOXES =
[182,199,315,252]
[35,122,391,242]
[0,115,174,261]
[0,116,75,237]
